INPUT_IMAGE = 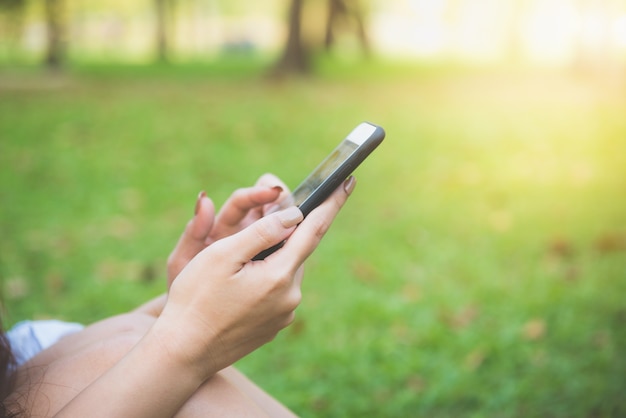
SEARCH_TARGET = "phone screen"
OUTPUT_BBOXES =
[253,122,384,260]
[290,139,359,207]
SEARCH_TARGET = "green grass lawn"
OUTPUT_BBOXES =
[1,60,625,417]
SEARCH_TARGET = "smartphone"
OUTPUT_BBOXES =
[253,121,385,260]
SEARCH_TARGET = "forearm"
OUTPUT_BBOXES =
[53,325,206,418]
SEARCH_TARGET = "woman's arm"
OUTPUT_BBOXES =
[54,178,355,418]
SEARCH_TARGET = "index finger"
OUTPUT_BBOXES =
[215,206,304,266]
[215,174,289,227]
[215,185,283,227]
[273,176,356,269]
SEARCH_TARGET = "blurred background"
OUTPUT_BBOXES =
[1,0,626,70]
[1,1,625,417]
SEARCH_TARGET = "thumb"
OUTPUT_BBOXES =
[218,206,304,263]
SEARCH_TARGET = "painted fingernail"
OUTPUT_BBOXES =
[278,206,303,228]
[344,176,356,195]
[195,191,207,215]
[271,185,284,193]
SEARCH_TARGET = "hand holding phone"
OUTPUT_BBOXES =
[253,121,385,260]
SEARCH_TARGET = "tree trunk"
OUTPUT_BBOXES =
[323,0,370,56]
[352,2,370,56]
[0,0,27,59]
[324,0,345,51]
[273,0,310,75]
[155,0,168,62]
[44,0,65,70]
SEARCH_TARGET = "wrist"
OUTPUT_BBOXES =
[146,312,222,383]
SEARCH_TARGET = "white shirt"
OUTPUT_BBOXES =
[7,320,84,366]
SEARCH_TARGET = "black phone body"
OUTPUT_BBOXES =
[287,121,385,216]
[253,122,385,260]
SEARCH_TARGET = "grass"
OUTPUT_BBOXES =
[1,59,625,417]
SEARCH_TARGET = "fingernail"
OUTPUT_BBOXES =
[344,176,356,195]
[278,206,303,228]
[195,191,206,215]
[271,185,284,193]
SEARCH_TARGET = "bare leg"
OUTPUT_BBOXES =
[8,313,297,418]
[221,367,298,418]
[175,367,298,418]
